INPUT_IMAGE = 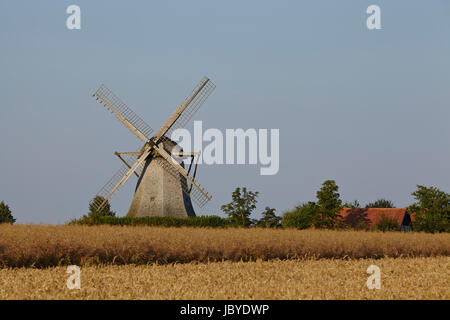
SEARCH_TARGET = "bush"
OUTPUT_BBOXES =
[281,202,317,230]
[256,207,281,228]
[0,201,15,224]
[68,215,237,228]
[375,214,400,232]
[408,185,449,233]
[88,196,116,218]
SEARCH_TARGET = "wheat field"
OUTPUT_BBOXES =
[0,257,448,299]
[0,225,449,267]
[1,225,448,299]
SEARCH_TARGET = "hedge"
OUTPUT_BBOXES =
[68,215,238,228]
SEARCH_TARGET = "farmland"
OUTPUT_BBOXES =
[0,225,449,267]
[0,257,448,299]
[0,225,448,299]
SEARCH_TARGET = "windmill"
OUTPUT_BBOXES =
[91,77,215,217]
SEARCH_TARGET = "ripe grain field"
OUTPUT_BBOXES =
[0,257,448,299]
[0,225,449,267]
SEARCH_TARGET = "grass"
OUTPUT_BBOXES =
[0,225,448,267]
[0,257,448,299]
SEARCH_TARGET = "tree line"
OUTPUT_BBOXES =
[2,180,449,233]
[78,180,448,233]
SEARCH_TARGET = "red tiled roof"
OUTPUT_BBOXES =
[339,208,408,229]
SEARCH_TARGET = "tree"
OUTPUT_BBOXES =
[314,180,343,229]
[88,196,116,218]
[0,201,16,224]
[365,199,395,208]
[343,200,361,208]
[408,185,449,233]
[221,187,258,226]
[256,207,281,228]
[282,202,318,230]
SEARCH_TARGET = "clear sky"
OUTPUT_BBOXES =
[1,0,449,224]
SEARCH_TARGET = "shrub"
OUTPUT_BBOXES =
[256,207,281,228]
[354,219,371,231]
[88,196,116,218]
[0,201,15,224]
[281,202,317,230]
[375,214,400,232]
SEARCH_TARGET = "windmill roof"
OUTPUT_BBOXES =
[339,208,409,228]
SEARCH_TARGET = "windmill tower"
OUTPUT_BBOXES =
[91,77,215,217]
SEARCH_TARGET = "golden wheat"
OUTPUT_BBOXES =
[0,225,448,267]
[0,257,448,299]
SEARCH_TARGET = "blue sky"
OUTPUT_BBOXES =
[1,1,449,223]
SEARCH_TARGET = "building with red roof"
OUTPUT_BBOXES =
[339,208,412,231]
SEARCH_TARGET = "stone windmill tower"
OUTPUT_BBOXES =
[91,77,215,217]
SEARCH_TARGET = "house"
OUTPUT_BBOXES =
[339,208,412,231]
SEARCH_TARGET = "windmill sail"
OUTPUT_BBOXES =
[154,77,216,142]
[92,164,135,211]
[92,150,143,211]
[93,84,154,142]
[164,77,216,138]
[93,149,150,210]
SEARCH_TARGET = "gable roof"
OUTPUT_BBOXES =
[339,208,409,229]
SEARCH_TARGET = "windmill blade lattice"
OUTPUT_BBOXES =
[92,152,140,211]
[163,77,216,139]
[93,84,154,141]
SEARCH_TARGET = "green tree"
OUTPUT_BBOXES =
[314,180,343,229]
[88,196,116,218]
[256,207,281,228]
[408,185,449,233]
[365,199,395,208]
[343,200,361,208]
[221,187,258,227]
[0,201,16,224]
[282,201,318,230]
